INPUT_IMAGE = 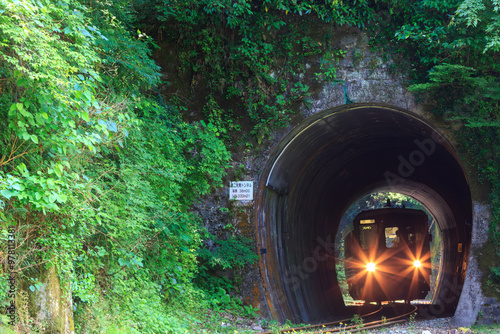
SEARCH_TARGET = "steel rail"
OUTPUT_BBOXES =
[256,306,383,334]
[309,305,418,334]
[257,305,417,334]
[332,319,407,333]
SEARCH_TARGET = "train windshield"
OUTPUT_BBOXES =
[385,225,423,248]
[385,227,400,248]
[359,224,378,250]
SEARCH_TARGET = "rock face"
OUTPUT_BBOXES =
[30,265,74,333]
[453,203,491,327]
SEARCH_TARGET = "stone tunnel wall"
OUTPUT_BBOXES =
[194,25,491,324]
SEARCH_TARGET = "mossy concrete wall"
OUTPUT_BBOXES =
[28,266,74,333]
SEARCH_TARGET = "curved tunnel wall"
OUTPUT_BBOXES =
[256,104,472,323]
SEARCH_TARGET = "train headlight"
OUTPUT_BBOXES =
[413,260,421,268]
[366,262,376,272]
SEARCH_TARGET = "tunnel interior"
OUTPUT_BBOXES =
[256,104,472,323]
[334,191,442,304]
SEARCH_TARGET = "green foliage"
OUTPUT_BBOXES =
[198,234,258,271]
[242,304,259,318]
[350,314,364,329]
[73,277,198,334]
[409,64,500,126]
[196,231,258,305]
[1,0,499,331]
[456,0,500,52]
[0,0,235,332]
[0,3,153,313]
[0,0,109,210]
[315,49,347,82]
[472,323,500,333]
[135,0,375,146]
[68,102,232,328]
[371,0,500,293]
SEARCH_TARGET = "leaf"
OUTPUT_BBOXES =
[54,166,62,177]
[81,29,91,37]
[17,163,27,174]
[107,121,118,132]
[0,189,17,199]
[17,103,30,117]
[221,294,230,303]
[30,134,39,144]
[35,114,45,125]
[82,112,90,122]
[58,193,68,202]
[47,179,55,189]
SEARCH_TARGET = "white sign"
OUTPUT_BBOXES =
[229,181,253,200]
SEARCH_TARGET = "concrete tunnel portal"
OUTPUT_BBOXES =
[256,103,473,323]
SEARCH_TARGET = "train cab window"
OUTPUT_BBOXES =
[359,224,378,250]
[385,227,401,248]
[407,231,422,246]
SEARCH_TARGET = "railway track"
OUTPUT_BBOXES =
[257,305,418,334]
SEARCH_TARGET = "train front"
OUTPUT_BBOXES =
[343,208,432,303]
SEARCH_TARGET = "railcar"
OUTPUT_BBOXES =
[343,207,432,303]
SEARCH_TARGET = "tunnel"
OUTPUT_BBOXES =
[255,103,472,323]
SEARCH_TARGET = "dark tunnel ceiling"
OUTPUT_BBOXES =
[257,104,472,323]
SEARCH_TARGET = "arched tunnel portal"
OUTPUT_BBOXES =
[256,103,473,323]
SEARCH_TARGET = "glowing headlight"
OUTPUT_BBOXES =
[366,262,376,272]
[413,260,421,268]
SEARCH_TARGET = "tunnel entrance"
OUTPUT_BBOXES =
[335,192,442,306]
[256,103,472,323]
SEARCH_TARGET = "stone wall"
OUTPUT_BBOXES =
[477,297,500,326]
[304,27,419,117]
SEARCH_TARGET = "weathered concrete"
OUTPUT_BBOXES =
[303,28,419,118]
[452,203,490,327]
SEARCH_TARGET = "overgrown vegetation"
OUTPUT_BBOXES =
[136,0,375,145]
[0,0,499,332]
[369,0,500,294]
[0,0,242,332]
